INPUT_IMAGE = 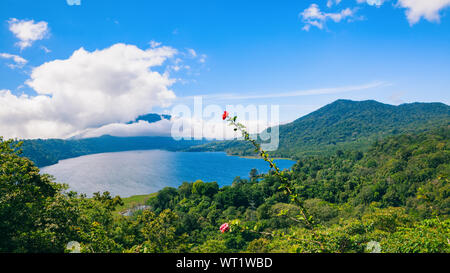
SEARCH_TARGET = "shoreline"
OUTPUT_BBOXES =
[114,154,295,214]
[235,155,294,160]
[226,153,294,161]
[39,148,296,168]
[39,149,296,215]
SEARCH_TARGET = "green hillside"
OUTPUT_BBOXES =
[189,100,450,159]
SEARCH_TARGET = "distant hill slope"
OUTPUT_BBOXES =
[188,100,450,159]
[19,136,208,167]
[16,113,203,167]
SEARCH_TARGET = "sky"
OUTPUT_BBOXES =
[0,0,449,140]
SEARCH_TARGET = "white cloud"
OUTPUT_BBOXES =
[67,0,81,5]
[41,46,51,53]
[0,53,28,69]
[327,0,342,8]
[149,40,162,48]
[199,54,207,63]
[8,18,49,49]
[76,116,269,141]
[0,43,178,139]
[357,0,450,24]
[357,0,386,6]
[170,64,191,72]
[78,119,174,138]
[397,0,450,24]
[191,81,389,100]
[187,48,197,57]
[300,4,357,30]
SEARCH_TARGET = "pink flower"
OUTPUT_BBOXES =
[222,111,229,120]
[220,223,230,233]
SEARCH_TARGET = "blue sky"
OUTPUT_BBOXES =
[0,0,449,139]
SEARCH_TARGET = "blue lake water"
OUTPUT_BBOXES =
[41,150,296,197]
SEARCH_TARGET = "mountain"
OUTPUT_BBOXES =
[17,113,203,167]
[15,101,450,166]
[19,136,208,168]
[188,100,450,159]
[126,113,171,124]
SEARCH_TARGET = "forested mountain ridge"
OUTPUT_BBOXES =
[189,100,450,159]
[17,100,449,167]
[19,136,208,167]
[16,113,194,167]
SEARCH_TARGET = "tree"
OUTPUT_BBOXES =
[138,209,186,253]
[249,168,259,180]
[192,180,219,197]
[0,138,59,252]
[178,182,192,198]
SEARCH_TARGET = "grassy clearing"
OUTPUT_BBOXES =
[115,192,157,214]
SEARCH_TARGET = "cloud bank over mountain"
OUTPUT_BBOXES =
[0,43,177,139]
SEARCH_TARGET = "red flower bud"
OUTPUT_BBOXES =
[220,223,230,233]
[222,111,229,120]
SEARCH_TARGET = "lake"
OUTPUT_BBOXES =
[41,150,296,197]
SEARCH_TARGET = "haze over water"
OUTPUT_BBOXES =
[41,150,295,197]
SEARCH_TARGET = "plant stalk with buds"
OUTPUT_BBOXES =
[222,111,316,231]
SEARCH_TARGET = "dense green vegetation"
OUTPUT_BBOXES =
[190,100,450,159]
[1,126,448,253]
